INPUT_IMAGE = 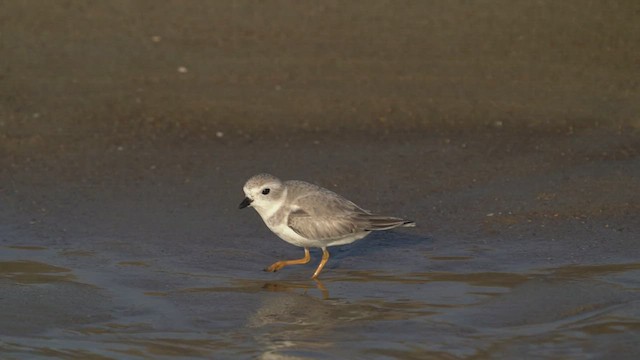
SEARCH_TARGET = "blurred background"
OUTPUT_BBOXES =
[2,0,639,146]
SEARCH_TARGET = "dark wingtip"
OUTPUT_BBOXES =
[402,220,416,227]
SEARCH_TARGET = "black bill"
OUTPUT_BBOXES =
[238,197,253,209]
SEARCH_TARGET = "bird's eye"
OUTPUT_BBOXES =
[262,188,270,195]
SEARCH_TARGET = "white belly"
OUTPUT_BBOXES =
[267,223,370,248]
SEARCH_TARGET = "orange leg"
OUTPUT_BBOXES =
[265,248,311,272]
[311,247,330,279]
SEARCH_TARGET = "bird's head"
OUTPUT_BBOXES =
[239,174,286,217]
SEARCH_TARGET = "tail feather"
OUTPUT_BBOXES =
[363,215,416,231]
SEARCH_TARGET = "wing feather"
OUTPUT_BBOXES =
[287,193,369,241]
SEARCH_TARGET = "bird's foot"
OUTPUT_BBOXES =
[264,262,285,272]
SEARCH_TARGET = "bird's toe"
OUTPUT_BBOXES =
[264,263,281,272]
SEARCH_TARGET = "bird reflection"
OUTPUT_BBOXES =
[261,278,329,299]
[246,278,372,358]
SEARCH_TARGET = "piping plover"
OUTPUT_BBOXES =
[239,174,415,278]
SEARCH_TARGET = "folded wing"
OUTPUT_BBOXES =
[287,193,413,241]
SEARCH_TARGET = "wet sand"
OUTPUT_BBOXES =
[2,1,640,358]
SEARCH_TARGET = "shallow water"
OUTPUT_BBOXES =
[1,219,639,359]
